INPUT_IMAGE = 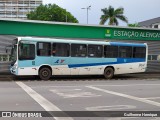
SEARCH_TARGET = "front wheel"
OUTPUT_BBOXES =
[104,67,114,79]
[39,67,51,80]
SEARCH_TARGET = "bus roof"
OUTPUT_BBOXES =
[18,37,147,47]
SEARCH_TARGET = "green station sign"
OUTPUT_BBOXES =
[105,28,160,40]
[0,19,160,41]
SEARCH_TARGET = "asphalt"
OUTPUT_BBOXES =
[0,79,160,120]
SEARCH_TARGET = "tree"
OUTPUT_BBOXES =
[99,6,128,25]
[128,23,140,27]
[27,4,78,23]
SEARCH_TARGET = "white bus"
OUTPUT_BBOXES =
[10,37,148,80]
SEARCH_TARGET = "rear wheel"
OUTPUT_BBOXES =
[104,67,114,79]
[39,67,51,80]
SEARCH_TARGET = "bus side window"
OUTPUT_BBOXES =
[88,45,103,58]
[37,42,51,56]
[119,46,132,58]
[104,46,118,58]
[133,47,146,58]
[52,43,70,57]
[71,44,87,57]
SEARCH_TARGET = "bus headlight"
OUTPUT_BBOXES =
[12,64,18,70]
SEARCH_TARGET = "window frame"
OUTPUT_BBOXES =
[88,44,103,58]
[71,44,87,57]
[133,47,146,59]
[18,43,35,60]
[119,46,132,58]
[104,45,118,58]
[37,42,51,57]
[52,43,70,57]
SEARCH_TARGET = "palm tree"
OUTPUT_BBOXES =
[100,6,128,25]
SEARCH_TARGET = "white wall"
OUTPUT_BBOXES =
[152,22,160,29]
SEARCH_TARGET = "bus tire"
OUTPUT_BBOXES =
[39,67,51,80]
[104,67,114,79]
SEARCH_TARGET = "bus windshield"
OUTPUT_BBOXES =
[11,45,17,66]
[18,43,35,60]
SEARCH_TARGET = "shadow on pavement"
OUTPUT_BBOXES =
[0,72,160,81]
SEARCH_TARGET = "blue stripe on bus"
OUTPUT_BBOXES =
[110,42,146,47]
[68,58,145,68]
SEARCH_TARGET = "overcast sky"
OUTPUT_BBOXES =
[43,0,160,26]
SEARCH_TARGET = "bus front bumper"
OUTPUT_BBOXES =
[10,65,18,75]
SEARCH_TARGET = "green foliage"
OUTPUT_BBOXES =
[128,23,140,27]
[27,4,78,23]
[100,6,128,26]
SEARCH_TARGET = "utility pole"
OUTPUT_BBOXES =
[81,5,91,24]
[65,9,67,22]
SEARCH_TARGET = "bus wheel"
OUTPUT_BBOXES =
[39,67,51,80]
[104,67,114,79]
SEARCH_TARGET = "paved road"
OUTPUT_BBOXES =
[0,77,160,120]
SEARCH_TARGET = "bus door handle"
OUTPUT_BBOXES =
[130,68,133,69]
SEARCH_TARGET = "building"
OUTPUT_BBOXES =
[0,0,42,19]
[139,17,160,29]
[0,18,160,72]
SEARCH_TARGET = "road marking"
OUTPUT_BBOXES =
[16,82,73,120]
[50,88,101,98]
[32,85,80,88]
[86,105,136,111]
[87,86,160,107]
[141,97,160,100]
